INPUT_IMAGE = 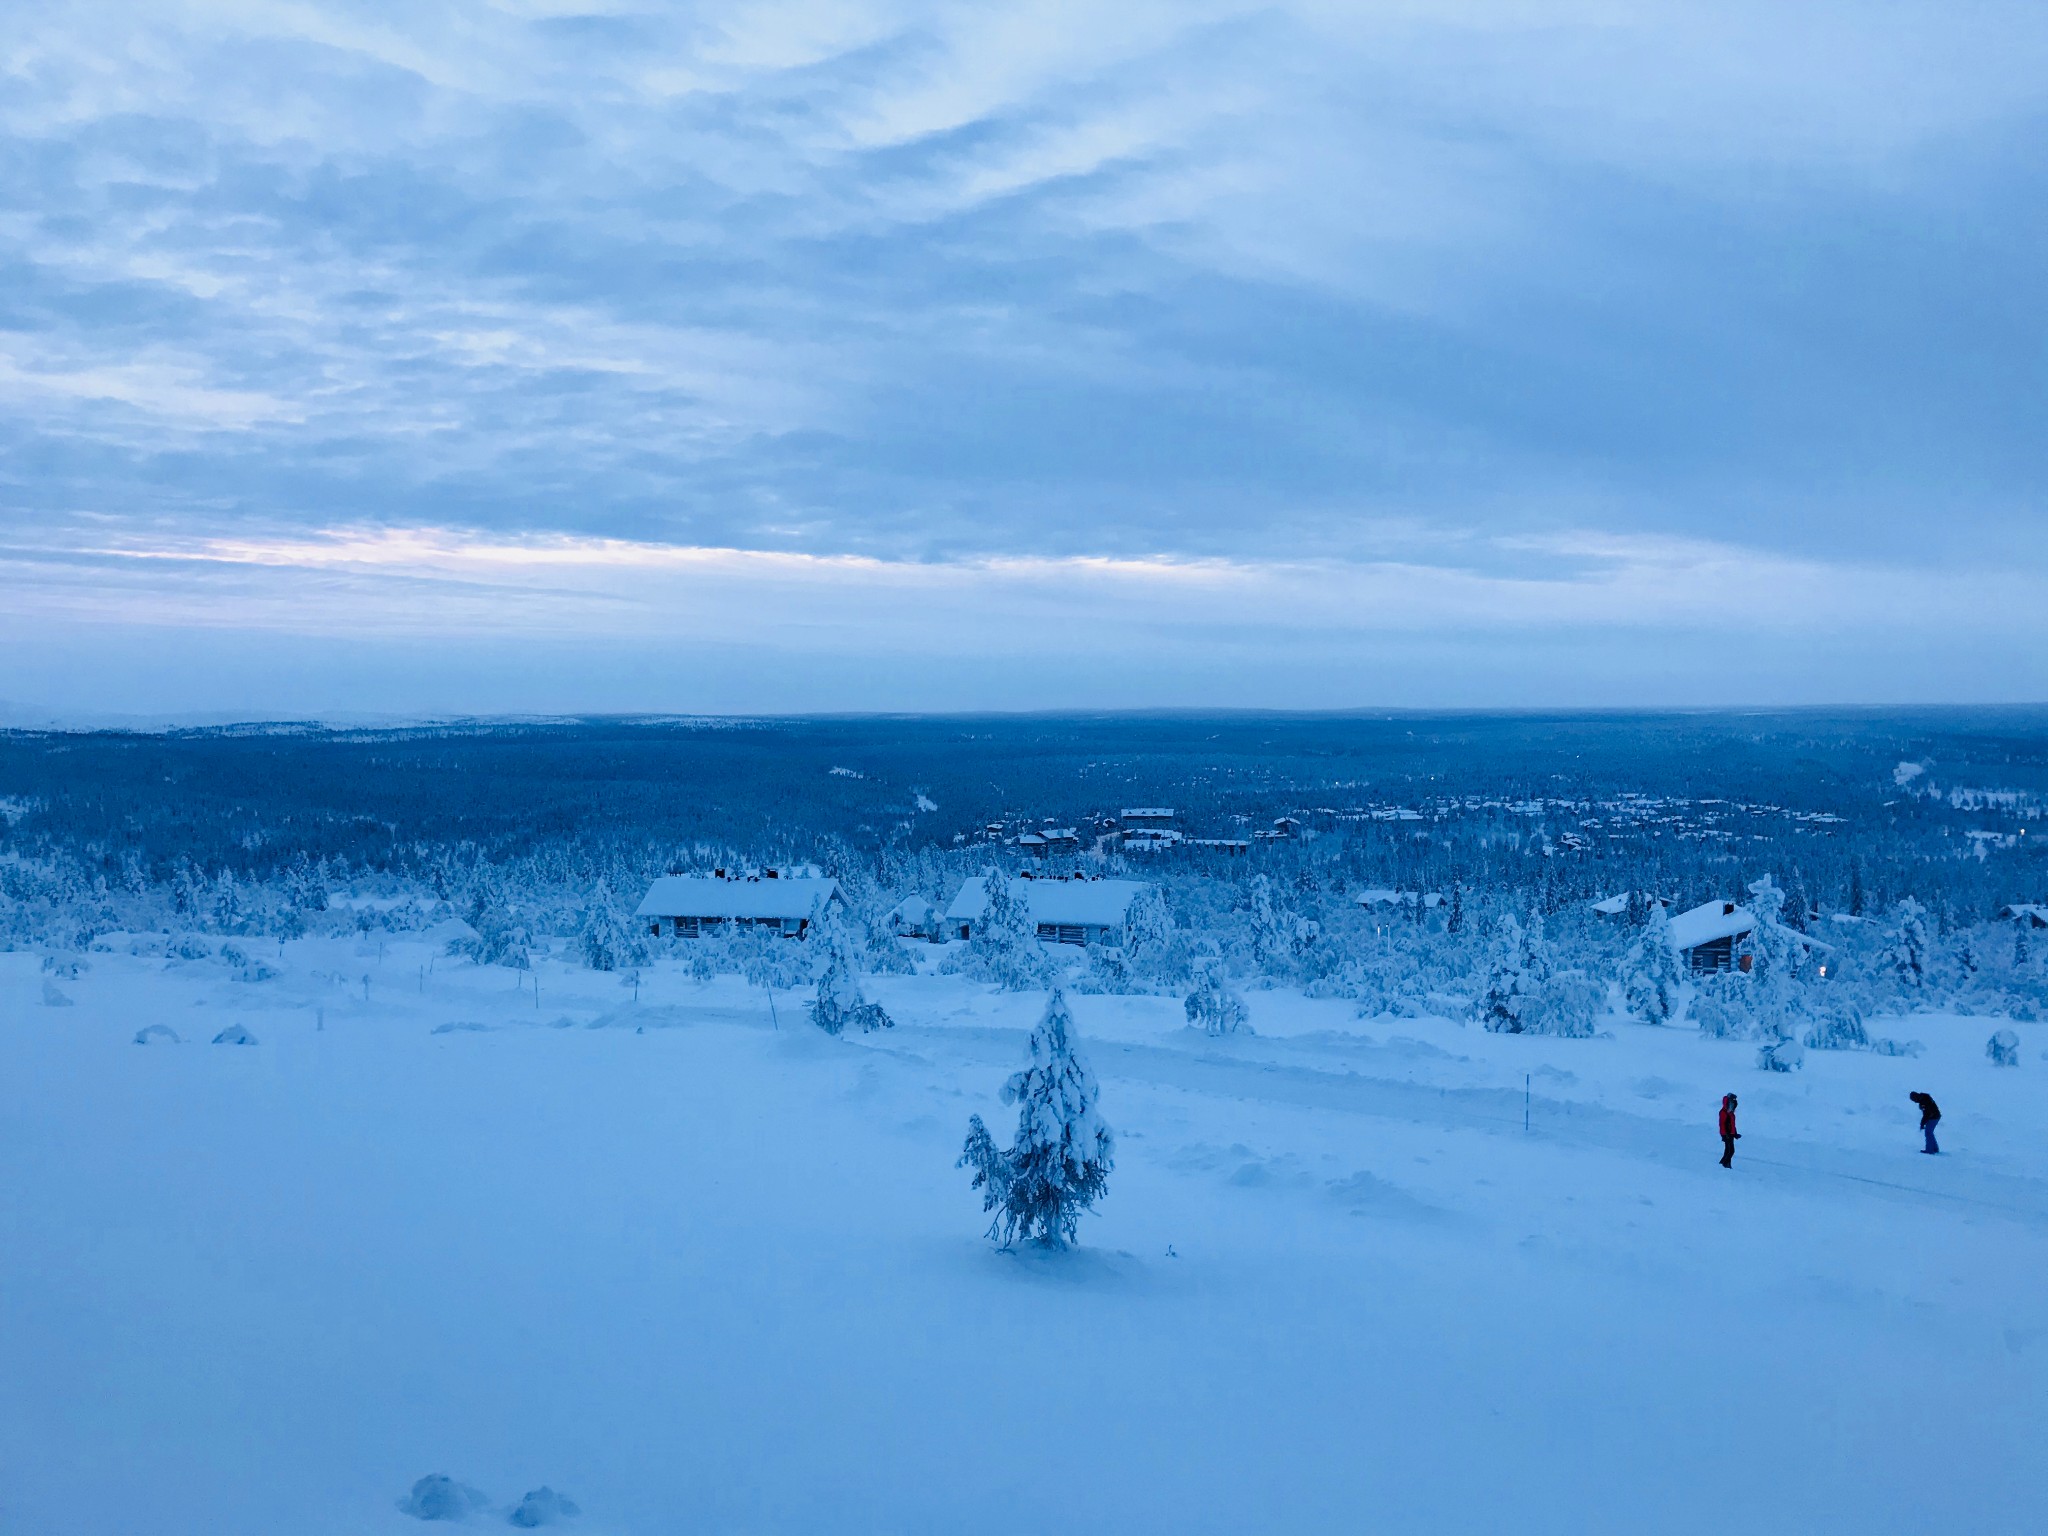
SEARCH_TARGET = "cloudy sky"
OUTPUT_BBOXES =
[3,1,2045,717]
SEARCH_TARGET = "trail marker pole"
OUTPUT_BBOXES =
[1524,1073,1531,1133]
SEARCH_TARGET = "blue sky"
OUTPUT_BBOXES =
[2,1,2045,717]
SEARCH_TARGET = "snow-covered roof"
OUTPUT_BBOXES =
[887,894,935,922]
[1590,892,1669,916]
[635,875,840,922]
[1120,807,1174,819]
[944,876,1150,928]
[1355,888,1441,907]
[1665,899,1754,952]
[2001,903,2048,926]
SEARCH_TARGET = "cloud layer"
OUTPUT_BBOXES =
[3,2,2045,711]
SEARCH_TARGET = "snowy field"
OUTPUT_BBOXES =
[5,939,2047,1535]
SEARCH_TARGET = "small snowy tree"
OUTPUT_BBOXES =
[456,874,530,969]
[958,989,1114,1248]
[2015,920,2032,972]
[1184,961,1249,1036]
[1623,902,1687,1025]
[1891,898,1929,992]
[1445,884,1465,937]
[810,901,892,1035]
[1987,1028,2021,1067]
[962,870,1049,991]
[577,879,646,972]
[1248,875,1293,977]
[1477,913,1535,1033]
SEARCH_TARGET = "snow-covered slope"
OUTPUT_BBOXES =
[2,941,2044,1534]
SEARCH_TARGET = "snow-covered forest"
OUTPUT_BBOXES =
[4,711,2047,1533]
[4,712,2044,1030]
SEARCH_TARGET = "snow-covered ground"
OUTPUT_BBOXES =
[4,939,2047,1534]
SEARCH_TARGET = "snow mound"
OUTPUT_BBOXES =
[133,1025,181,1045]
[1326,1170,1448,1222]
[430,1021,497,1035]
[211,1022,257,1046]
[509,1486,581,1527]
[398,1473,490,1521]
[42,979,74,1007]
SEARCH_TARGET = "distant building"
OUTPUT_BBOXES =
[1355,889,1442,910]
[1120,808,1176,829]
[943,874,1152,947]
[1121,828,1184,853]
[886,893,937,938]
[1665,899,1755,973]
[636,872,841,938]
[1018,827,1081,858]
[1590,892,1671,918]
[2000,903,2048,929]
[1664,898,1834,975]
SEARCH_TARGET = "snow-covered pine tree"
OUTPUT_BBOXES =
[578,878,645,972]
[1247,874,1295,978]
[963,869,1049,990]
[958,988,1114,1249]
[1184,961,1249,1036]
[1891,898,1929,992]
[1445,883,1465,937]
[1478,913,1532,1033]
[459,873,530,969]
[810,899,892,1035]
[1124,883,1174,956]
[2014,918,2031,971]
[1623,900,1687,1025]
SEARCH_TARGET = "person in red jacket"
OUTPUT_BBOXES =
[1719,1093,1740,1168]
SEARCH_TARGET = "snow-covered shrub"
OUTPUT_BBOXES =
[509,1487,580,1528]
[959,989,1114,1249]
[729,926,810,991]
[1522,968,1603,1038]
[1184,963,1249,1036]
[1691,973,1752,1040]
[1073,942,1139,994]
[1803,997,1868,1051]
[1869,1036,1926,1058]
[398,1475,490,1522]
[41,978,73,1007]
[451,876,531,969]
[133,1024,181,1044]
[1987,1028,2021,1067]
[211,1022,257,1045]
[1756,1035,1804,1072]
[1622,903,1687,1025]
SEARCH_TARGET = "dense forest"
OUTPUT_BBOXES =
[4,710,2045,1044]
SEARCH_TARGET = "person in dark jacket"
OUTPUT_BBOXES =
[1719,1093,1740,1168]
[1910,1091,1941,1155]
